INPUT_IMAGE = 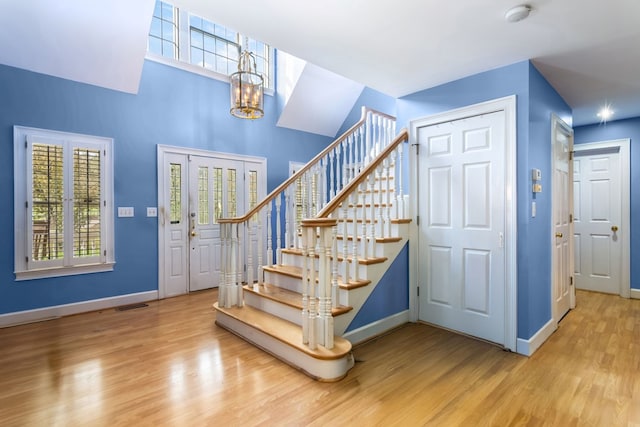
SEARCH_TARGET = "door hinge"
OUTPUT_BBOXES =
[417,286,420,296]
[570,276,573,286]
[416,215,420,226]
[569,214,573,223]
[26,256,29,263]
[104,250,107,256]
[25,201,28,209]
[569,151,574,161]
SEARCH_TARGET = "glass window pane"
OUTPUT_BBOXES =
[162,41,175,59]
[161,2,174,20]
[190,29,203,49]
[170,163,182,224]
[154,1,162,18]
[32,143,64,261]
[73,148,101,258]
[189,15,202,29]
[148,37,162,56]
[249,170,258,222]
[204,34,215,53]
[162,21,175,42]
[227,169,237,217]
[204,52,215,70]
[191,46,203,66]
[213,168,222,223]
[150,17,162,38]
[203,19,215,35]
[198,167,209,225]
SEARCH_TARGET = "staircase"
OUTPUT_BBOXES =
[214,108,411,381]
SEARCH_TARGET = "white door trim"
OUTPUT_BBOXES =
[409,95,517,352]
[573,138,631,298]
[157,145,267,299]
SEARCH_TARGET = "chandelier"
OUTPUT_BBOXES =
[229,49,264,119]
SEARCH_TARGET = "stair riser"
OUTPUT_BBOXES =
[244,290,302,325]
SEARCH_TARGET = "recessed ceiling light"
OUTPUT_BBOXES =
[505,5,532,23]
[597,105,614,122]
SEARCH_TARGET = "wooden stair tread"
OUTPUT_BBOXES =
[244,283,353,316]
[214,303,352,360]
[263,264,371,289]
[278,250,388,265]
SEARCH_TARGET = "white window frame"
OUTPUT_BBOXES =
[14,126,115,280]
[145,1,275,93]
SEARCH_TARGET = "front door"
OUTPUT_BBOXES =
[416,110,507,345]
[158,147,266,297]
[573,144,624,295]
[188,156,244,291]
[551,115,574,323]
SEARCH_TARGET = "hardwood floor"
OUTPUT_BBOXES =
[1,289,638,426]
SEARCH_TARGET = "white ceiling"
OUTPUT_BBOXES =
[2,0,639,127]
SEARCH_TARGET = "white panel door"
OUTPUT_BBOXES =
[188,156,244,291]
[417,111,506,345]
[163,153,189,298]
[551,117,573,323]
[573,148,621,294]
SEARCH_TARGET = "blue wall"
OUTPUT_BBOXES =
[346,243,409,332]
[0,60,333,314]
[396,60,571,340]
[337,87,397,137]
[574,117,640,290]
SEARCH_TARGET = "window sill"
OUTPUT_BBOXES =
[15,262,116,281]
[145,53,275,96]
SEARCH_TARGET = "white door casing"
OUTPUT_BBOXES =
[551,114,574,325]
[158,146,266,298]
[573,139,630,297]
[410,96,517,351]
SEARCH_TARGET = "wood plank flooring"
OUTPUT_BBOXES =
[1,289,638,426]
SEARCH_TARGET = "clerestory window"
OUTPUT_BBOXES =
[147,0,274,90]
[14,127,115,280]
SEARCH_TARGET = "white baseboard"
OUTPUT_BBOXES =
[631,288,640,300]
[516,318,556,356]
[0,291,159,328]
[342,310,410,345]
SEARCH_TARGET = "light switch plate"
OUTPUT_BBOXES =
[147,207,158,217]
[118,207,134,217]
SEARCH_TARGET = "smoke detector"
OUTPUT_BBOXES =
[505,5,532,23]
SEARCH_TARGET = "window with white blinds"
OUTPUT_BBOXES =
[14,127,115,280]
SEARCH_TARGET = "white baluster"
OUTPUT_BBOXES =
[341,140,348,188]
[397,143,404,218]
[257,212,264,286]
[377,164,385,238]
[384,158,391,237]
[360,181,368,260]
[276,193,282,265]
[365,111,372,166]
[354,128,360,175]
[266,205,273,266]
[350,191,359,281]
[329,150,335,200]
[367,173,376,259]
[335,144,342,196]
[322,225,334,349]
[285,187,292,249]
[342,201,350,283]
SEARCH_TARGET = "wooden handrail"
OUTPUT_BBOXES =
[315,128,409,219]
[218,107,396,224]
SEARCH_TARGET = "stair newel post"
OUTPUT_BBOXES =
[266,201,273,266]
[359,180,368,260]
[300,222,309,345]
[377,163,385,238]
[231,222,243,307]
[315,223,327,348]
[321,221,335,349]
[397,143,404,218]
[246,221,254,288]
[341,201,350,283]
[219,222,228,307]
[350,190,359,281]
[306,225,317,350]
[257,207,264,285]
[275,192,282,265]
[368,173,377,258]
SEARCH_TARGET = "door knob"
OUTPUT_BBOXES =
[555,232,563,238]
[611,225,619,232]
[191,230,196,237]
